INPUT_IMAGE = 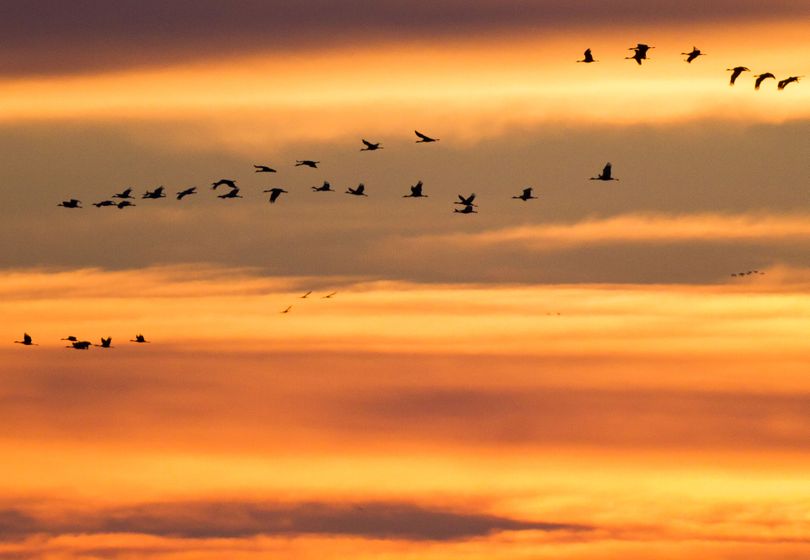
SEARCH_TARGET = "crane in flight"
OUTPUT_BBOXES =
[361,139,383,151]
[512,187,537,201]
[454,204,477,214]
[577,48,597,63]
[403,181,427,198]
[218,188,242,199]
[58,199,82,208]
[117,200,135,209]
[211,179,237,190]
[113,188,134,199]
[14,333,37,346]
[590,163,619,181]
[346,184,368,196]
[754,73,776,90]
[778,76,802,90]
[142,186,166,199]
[414,130,439,143]
[93,200,116,208]
[626,43,653,65]
[296,160,320,168]
[130,334,150,343]
[263,187,288,203]
[95,337,113,348]
[67,340,92,350]
[312,181,334,192]
[254,165,277,173]
[455,193,477,207]
[681,47,706,63]
[727,66,750,85]
[176,187,197,200]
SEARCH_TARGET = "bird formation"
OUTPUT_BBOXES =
[14,334,150,349]
[730,270,766,277]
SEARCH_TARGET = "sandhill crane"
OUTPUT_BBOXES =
[778,76,801,90]
[754,73,775,90]
[263,187,288,203]
[14,333,37,346]
[67,340,92,350]
[117,200,135,209]
[414,130,439,143]
[280,306,292,314]
[590,163,618,181]
[455,193,477,207]
[322,291,337,299]
[113,188,134,199]
[95,337,113,348]
[211,179,237,190]
[142,186,166,199]
[300,291,312,298]
[130,334,150,343]
[346,183,368,196]
[61,335,78,341]
[681,47,705,63]
[361,139,382,151]
[254,165,277,173]
[577,48,597,63]
[296,160,319,168]
[312,181,334,192]
[218,187,242,199]
[727,66,750,85]
[626,43,653,65]
[512,187,537,201]
[403,181,427,198]
[176,187,197,200]
[58,199,82,208]
[454,204,477,214]
[93,200,116,208]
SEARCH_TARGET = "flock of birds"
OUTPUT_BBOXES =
[14,333,149,349]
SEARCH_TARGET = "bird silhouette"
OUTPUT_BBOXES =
[296,160,319,168]
[280,306,292,314]
[312,181,334,192]
[754,72,776,90]
[112,188,134,199]
[626,43,653,65]
[727,66,750,85]
[322,291,337,299]
[14,333,37,346]
[61,335,78,341]
[211,179,237,190]
[590,163,618,181]
[218,187,242,199]
[254,165,277,173]
[415,130,439,143]
[346,183,368,196]
[455,193,477,207]
[58,199,82,208]
[92,200,116,208]
[263,187,288,203]
[512,187,537,201]
[130,334,150,343]
[67,340,92,350]
[778,76,802,90]
[361,139,382,151]
[95,337,113,348]
[577,48,597,63]
[681,47,705,63]
[300,291,312,298]
[403,181,427,198]
[117,200,136,209]
[142,186,166,199]
[454,204,477,214]
[176,187,197,200]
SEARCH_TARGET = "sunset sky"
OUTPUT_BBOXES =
[3,1,810,558]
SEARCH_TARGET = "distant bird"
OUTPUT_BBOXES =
[577,48,597,63]
[176,187,197,200]
[300,291,312,298]
[61,335,78,341]
[130,334,150,343]
[67,340,92,350]
[727,66,750,85]
[681,46,705,63]
[322,291,337,299]
[590,162,618,181]
[754,72,776,90]
[346,183,368,196]
[92,200,116,208]
[414,130,439,143]
[512,187,537,201]
[778,76,801,90]
[312,181,334,192]
[403,181,427,198]
[14,333,37,346]
[361,139,382,151]
[454,193,477,207]
[296,160,319,168]
[211,179,237,190]
[58,199,82,208]
[280,306,292,314]
[454,204,477,214]
[117,200,135,209]
[254,165,277,173]
[263,187,288,203]
[142,186,166,199]
[218,187,242,199]
[626,43,654,65]
[112,188,134,199]
[95,337,113,348]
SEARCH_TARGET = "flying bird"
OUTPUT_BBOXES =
[454,204,477,214]
[280,306,292,314]
[211,179,237,190]
[414,130,439,143]
[300,291,312,298]
[346,183,368,196]
[403,181,427,198]
[312,181,334,192]
[14,333,37,346]
[92,200,116,208]
[361,139,382,151]
[296,160,319,168]
[778,76,802,90]
[455,193,477,207]
[512,187,537,201]
[727,66,750,85]
[95,337,113,348]
[117,200,135,209]
[58,199,82,208]
[218,187,242,199]
[626,43,654,65]
[577,48,597,63]
[142,186,166,199]
[263,187,288,203]
[254,165,277,173]
[112,188,134,199]
[67,340,92,350]
[322,292,337,299]
[681,47,705,63]
[176,187,197,200]
[590,162,618,181]
[130,334,150,343]
[754,72,776,90]
[61,335,78,341]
